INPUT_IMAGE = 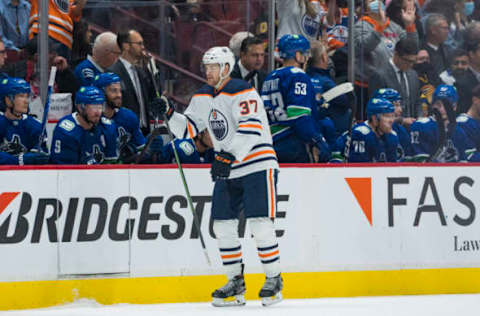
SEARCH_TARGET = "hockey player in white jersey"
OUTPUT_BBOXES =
[154,46,282,307]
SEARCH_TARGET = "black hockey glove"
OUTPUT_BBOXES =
[19,151,50,165]
[211,151,236,181]
[149,96,174,121]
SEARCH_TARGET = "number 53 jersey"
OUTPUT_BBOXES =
[169,78,278,179]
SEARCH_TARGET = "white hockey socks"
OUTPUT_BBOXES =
[213,219,243,279]
[248,217,281,278]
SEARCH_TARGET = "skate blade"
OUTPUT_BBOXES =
[261,292,283,307]
[212,295,246,307]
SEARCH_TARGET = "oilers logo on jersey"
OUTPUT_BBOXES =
[301,14,321,38]
[209,109,229,141]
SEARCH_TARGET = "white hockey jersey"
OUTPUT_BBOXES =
[169,78,279,179]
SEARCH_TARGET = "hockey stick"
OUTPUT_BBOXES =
[321,82,354,104]
[343,84,357,162]
[146,56,211,266]
[37,66,57,151]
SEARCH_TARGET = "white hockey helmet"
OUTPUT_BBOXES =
[202,46,235,88]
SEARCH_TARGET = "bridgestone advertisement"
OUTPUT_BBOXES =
[0,165,479,282]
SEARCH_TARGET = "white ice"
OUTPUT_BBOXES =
[2,294,480,316]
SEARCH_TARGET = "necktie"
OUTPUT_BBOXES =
[131,65,147,128]
[398,70,409,116]
[244,70,258,89]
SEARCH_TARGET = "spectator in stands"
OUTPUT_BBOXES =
[353,0,417,119]
[29,0,88,61]
[422,13,452,81]
[321,0,351,51]
[276,0,325,42]
[455,21,480,114]
[74,32,119,86]
[71,19,92,68]
[414,49,437,117]
[386,0,424,41]
[108,29,158,135]
[0,77,50,165]
[0,39,6,76]
[230,37,266,92]
[0,0,30,51]
[456,84,480,162]
[439,48,469,86]
[306,40,350,136]
[229,31,254,58]
[369,37,421,118]
[50,86,118,165]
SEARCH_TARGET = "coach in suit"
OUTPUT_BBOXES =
[107,29,158,134]
[230,36,266,92]
[369,37,420,118]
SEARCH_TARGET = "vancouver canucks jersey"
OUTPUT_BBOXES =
[50,113,119,164]
[393,122,413,161]
[0,113,47,164]
[74,56,103,86]
[456,114,480,162]
[410,117,467,162]
[261,66,320,143]
[110,107,145,150]
[169,79,278,179]
[348,122,399,162]
[162,138,214,164]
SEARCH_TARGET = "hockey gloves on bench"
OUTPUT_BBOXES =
[211,151,236,181]
[149,96,174,120]
[313,135,331,162]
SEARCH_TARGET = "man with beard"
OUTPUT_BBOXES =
[50,86,118,164]
[439,49,469,86]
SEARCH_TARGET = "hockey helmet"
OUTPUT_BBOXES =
[366,98,395,118]
[277,34,310,59]
[433,84,458,105]
[0,77,31,111]
[202,46,235,77]
[373,88,402,103]
[75,86,105,107]
[93,72,121,90]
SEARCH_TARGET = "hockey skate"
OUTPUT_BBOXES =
[211,274,246,307]
[259,274,283,306]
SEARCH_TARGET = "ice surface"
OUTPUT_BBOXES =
[2,294,480,316]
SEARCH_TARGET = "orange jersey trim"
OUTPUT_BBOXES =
[258,249,279,258]
[221,252,242,260]
[238,123,263,130]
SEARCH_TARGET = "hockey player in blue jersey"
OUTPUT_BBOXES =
[348,98,400,162]
[261,34,330,163]
[162,130,214,164]
[0,77,49,165]
[50,86,119,164]
[92,72,159,163]
[373,88,413,161]
[410,85,467,162]
[455,85,480,162]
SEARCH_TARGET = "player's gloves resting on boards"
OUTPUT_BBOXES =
[313,135,331,162]
[211,151,236,181]
[19,151,50,165]
[149,96,174,120]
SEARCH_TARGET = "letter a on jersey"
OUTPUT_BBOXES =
[345,178,372,226]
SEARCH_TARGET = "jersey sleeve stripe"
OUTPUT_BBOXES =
[239,118,262,124]
[268,169,276,219]
[238,123,263,130]
[237,130,261,136]
[242,149,277,162]
[192,93,212,98]
[187,122,195,138]
[186,116,199,135]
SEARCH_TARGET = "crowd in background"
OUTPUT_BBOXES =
[0,0,480,165]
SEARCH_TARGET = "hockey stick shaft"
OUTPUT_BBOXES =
[343,84,357,162]
[147,57,211,265]
[37,66,57,150]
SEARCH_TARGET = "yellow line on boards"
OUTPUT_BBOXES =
[1,268,480,311]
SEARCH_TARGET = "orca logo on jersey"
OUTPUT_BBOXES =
[208,109,229,141]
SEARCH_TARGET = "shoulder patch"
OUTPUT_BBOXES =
[354,125,371,135]
[81,68,94,79]
[391,130,398,136]
[456,115,469,123]
[417,117,431,124]
[59,119,75,132]
[290,67,305,74]
[101,117,112,125]
[179,140,195,156]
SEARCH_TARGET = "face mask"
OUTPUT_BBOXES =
[413,62,433,75]
[464,2,475,16]
[369,0,385,13]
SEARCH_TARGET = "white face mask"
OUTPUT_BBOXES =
[369,0,385,12]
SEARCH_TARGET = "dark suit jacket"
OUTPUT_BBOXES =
[369,63,421,118]
[455,68,480,114]
[422,43,452,79]
[230,61,266,92]
[107,60,159,131]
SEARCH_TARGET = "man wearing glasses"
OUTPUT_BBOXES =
[369,37,421,118]
[108,29,158,135]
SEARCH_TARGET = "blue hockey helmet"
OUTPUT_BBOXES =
[0,77,31,111]
[93,72,121,90]
[433,84,458,105]
[373,88,402,103]
[277,34,310,59]
[75,86,105,107]
[366,98,395,118]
